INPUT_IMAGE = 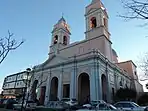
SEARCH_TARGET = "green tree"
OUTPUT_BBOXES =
[138,93,148,105]
[115,88,137,101]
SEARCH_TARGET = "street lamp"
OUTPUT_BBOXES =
[21,68,31,111]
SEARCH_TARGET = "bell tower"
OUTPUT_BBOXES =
[49,17,71,54]
[85,0,110,40]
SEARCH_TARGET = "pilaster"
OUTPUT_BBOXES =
[58,73,63,100]
[70,68,77,99]
[44,71,51,105]
[70,56,77,99]
[90,50,102,101]
[105,61,111,103]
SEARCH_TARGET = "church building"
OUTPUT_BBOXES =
[29,0,143,105]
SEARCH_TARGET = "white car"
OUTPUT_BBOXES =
[96,103,117,110]
[78,102,117,111]
[91,100,106,107]
[114,101,145,111]
[82,100,106,109]
[61,98,78,106]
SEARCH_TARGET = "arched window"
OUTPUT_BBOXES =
[54,35,58,44]
[90,17,97,28]
[63,36,67,45]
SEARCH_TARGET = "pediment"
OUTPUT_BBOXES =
[41,55,69,68]
[86,8,98,15]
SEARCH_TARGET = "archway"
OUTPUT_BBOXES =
[78,73,90,104]
[90,17,97,28]
[39,86,46,105]
[31,80,38,100]
[54,35,58,44]
[101,74,107,102]
[49,77,58,101]
[63,36,67,45]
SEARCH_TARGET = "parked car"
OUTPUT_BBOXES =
[0,98,7,108]
[61,98,79,110]
[96,103,117,110]
[0,98,6,104]
[3,99,18,109]
[90,100,106,107]
[114,101,145,111]
[61,98,78,106]
[78,102,117,111]
[144,106,148,111]
[13,100,37,110]
[82,100,106,109]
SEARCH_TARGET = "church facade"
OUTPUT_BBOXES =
[29,0,143,105]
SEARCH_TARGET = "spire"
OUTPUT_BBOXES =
[58,16,66,23]
[91,0,101,3]
[91,0,106,11]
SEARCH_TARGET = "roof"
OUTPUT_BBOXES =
[112,49,118,57]
[5,71,26,78]
[92,0,101,4]
[117,60,137,68]
[58,16,66,23]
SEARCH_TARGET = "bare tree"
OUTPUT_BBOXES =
[0,30,24,64]
[22,70,47,110]
[120,0,148,21]
[139,53,148,76]
[138,53,148,89]
[120,0,148,89]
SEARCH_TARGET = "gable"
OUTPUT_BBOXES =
[41,55,69,68]
[86,8,98,15]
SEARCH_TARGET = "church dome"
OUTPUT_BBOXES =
[112,49,118,57]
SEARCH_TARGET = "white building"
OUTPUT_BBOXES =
[2,71,28,98]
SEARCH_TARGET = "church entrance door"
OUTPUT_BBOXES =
[101,74,107,102]
[50,77,58,101]
[78,73,90,104]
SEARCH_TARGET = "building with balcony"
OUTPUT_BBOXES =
[2,71,27,98]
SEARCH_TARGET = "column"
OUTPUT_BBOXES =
[90,67,96,101]
[96,62,102,100]
[70,69,76,99]
[44,73,51,105]
[90,67,102,101]
[58,73,62,100]
[106,64,111,103]
[107,74,111,102]
[114,73,117,91]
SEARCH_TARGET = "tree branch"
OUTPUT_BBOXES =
[0,30,24,64]
[120,0,148,20]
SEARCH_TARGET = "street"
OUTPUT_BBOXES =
[0,108,14,111]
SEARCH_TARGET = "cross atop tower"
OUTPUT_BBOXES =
[91,0,100,3]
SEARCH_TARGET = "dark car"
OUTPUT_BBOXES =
[0,98,7,108]
[3,99,18,109]
[0,98,6,104]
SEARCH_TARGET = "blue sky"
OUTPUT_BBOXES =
[0,0,148,91]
